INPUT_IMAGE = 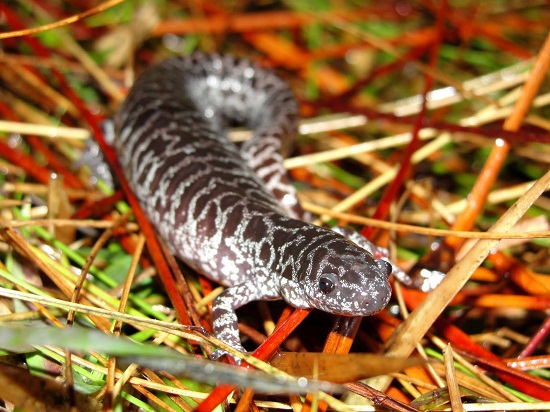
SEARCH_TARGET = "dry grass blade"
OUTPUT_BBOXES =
[0,0,124,39]
[0,120,90,140]
[303,202,550,240]
[443,344,466,412]
[270,352,425,383]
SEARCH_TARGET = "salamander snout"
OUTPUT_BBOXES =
[305,241,393,317]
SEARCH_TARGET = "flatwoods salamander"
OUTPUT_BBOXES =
[113,53,394,355]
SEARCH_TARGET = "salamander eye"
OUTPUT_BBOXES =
[377,260,393,277]
[319,274,337,294]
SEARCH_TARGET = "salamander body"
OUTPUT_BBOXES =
[114,54,392,353]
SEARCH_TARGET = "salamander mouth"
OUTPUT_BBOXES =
[308,287,391,317]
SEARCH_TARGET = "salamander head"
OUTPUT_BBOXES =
[300,237,392,316]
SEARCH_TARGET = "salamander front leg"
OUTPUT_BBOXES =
[209,283,268,362]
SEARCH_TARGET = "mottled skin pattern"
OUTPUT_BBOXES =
[114,53,392,353]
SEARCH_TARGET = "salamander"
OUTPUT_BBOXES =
[113,53,393,354]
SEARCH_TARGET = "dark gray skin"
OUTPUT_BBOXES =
[114,53,392,353]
